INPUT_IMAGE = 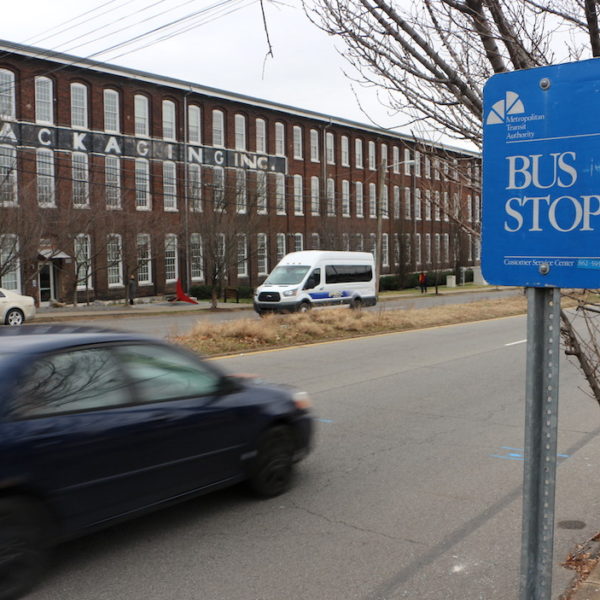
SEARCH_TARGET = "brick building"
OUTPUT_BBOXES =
[0,39,481,305]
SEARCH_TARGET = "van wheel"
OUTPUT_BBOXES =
[350,297,363,310]
[0,498,48,600]
[297,302,311,313]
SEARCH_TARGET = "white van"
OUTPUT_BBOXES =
[253,251,377,314]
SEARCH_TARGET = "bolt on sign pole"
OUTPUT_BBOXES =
[519,286,561,600]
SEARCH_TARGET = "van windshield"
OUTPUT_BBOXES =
[264,265,310,285]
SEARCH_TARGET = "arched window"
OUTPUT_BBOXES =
[70,82,88,128]
[35,76,53,124]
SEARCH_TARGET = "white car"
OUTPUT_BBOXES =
[0,288,35,325]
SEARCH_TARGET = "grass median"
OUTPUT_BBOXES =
[175,294,529,356]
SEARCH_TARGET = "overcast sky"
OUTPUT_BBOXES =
[0,0,458,146]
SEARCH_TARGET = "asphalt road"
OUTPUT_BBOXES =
[28,313,600,599]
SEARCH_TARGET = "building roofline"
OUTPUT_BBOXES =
[0,38,479,158]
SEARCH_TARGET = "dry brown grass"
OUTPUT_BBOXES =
[175,295,532,356]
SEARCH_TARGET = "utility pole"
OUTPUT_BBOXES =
[376,155,387,296]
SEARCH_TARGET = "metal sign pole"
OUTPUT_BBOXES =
[519,287,561,600]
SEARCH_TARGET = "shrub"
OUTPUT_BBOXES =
[190,284,213,300]
[380,275,401,291]
[237,285,254,299]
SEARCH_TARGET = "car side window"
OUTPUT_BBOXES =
[13,348,132,417]
[304,268,320,290]
[116,344,221,403]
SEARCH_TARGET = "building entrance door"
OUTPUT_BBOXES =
[39,262,55,304]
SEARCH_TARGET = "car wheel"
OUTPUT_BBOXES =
[5,309,24,326]
[249,426,295,498]
[350,297,363,310]
[297,302,311,313]
[0,498,47,600]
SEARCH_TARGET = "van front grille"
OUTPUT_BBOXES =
[258,292,281,302]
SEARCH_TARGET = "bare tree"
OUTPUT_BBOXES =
[306,0,600,404]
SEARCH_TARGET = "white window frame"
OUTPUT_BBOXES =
[355,181,364,218]
[237,234,248,277]
[369,183,376,218]
[257,170,267,214]
[327,178,335,216]
[257,233,268,275]
[355,138,363,169]
[164,234,179,283]
[103,89,119,133]
[275,122,285,156]
[310,176,320,216]
[293,174,303,215]
[105,155,121,209]
[137,233,152,285]
[294,233,303,252]
[275,173,286,214]
[341,136,349,166]
[74,234,92,291]
[326,132,335,164]
[212,109,224,147]
[163,161,177,211]
[36,148,55,207]
[72,152,89,207]
[188,105,201,144]
[190,233,203,281]
[235,113,246,150]
[368,141,376,170]
[293,125,303,159]
[276,233,286,262]
[70,82,88,129]
[188,163,202,212]
[0,234,20,291]
[342,180,350,217]
[256,118,266,153]
[310,129,319,162]
[236,168,247,214]
[135,158,151,210]
[134,94,149,137]
[0,69,15,120]
[106,234,123,288]
[35,76,53,124]
[162,99,176,141]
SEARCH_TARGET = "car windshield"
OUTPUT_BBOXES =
[264,266,310,285]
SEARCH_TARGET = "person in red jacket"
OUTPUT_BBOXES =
[418,272,428,294]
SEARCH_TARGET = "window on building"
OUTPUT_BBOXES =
[137,234,152,284]
[74,234,92,290]
[355,181,364,218]
[276,233,286,262]
[404,148,412,175]
[257,170,267,214]
[134,94,149,136]
[135,158,151,209]
[310,129,319,162]
[70,83,88,129]
[474,195,481,222]
[444,192,449,221]
[393,147,400,173]
[414,151,421,177]
[424,156,431,179]
[105,155,121,209]
[415,233,421,265]
[275,172,286,214]
[327,178,335,216]
[381,143,388,167]
[190,233,203,280]
[256,118,266,153]
[0,69,15,120]
[342,180,350,217]
[72,152,89,207]
[293,126,303,159]
[368,141,376,170]
[475,237,481,262]
[0,235,19,290]
[257,233,268,275]
[393,186,400,219]
[217,234,226,271]
[311,233,320,250]
[341,136,349,166]
[237,234,248,277]
[235,113,246,150]
[293,174,303,215]
[404,187,411,219]
[188,105,201,144]
[188,163,202,212]
[294,233,303,252]
[35,77,53,124]
[355,138,363,169]
[425,233,431,264]
[393,234,400,266]
[236,168,247,213]
[435,233,441,264]
[355,233,364,252]
[382,233,389,267]
[106,234,123,287]
[213,166,225,211]
[103,89,119,133]
[425,190,432,220]
[36,148,55,207]
[212,109,224,147]
[342,233,350,251]
[381,184,389,219]
[434,158,441,180]
[162,100,176,140]
[275,122,285,156]
[468,234,473,261]
[163,161,177,211]
[434,191,441,221]
[326,132,335,164]
[369,183,376,218]
[443,233,450,263]
[467,194,473,221]
[164,234,178,282]
[310,176,319,216]
[414,188,421,220]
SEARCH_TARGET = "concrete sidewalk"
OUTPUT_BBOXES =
[33,285,514,323]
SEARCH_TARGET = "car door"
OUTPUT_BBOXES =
[113,342,247,498]
[6,344,171,531]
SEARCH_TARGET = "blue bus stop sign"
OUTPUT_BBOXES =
[483,59,600,288]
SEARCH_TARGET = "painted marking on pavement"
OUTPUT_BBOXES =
[490,447,570,461]
[505,339,527,346]
[316,418,334,424]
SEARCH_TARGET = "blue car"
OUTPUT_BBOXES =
[0,326,313,599]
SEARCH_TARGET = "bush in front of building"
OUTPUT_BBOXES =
[190,285,213,300]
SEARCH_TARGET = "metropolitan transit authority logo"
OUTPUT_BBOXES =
[486,91,525,124]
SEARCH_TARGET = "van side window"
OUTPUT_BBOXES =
[304,268,320,289]
[325,265,373,284]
